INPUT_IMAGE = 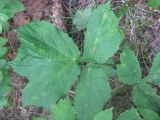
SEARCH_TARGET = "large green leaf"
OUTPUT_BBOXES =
[93,108,113,120]
[117,108,142,120]
[117,47,142,85]
[138,108,160,120]
[132,83,160,113]
[82,2,124,63]
[148,0,160,9]
[75,66,111,120]
[144,53,160,86]
[10,21,80,109]
[53,98,76,120]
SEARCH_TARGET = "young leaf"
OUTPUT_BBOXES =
[75,66,111,120]
[93,108,113,120]
[53,98,76,120]
[148,0,160,9]
[144,53,160,86]
[117,47,141,85]
[138,108,160,120]
[117,108,142,120]
[82,2,124,63]
[73,8,92,31]
[132,83,160,113]
[10,21,80,109]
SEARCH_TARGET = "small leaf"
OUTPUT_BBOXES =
[144,53,160,86]
[73,8,92,30]
[83,2,124,63]
[117,47,141,85]
[117,108,142,120]
[53,98,76,120]
[93,108,113,120]
[75,66,111,120]
[132,83,160,113]
[148,0,160,9]
[138,108,160,120]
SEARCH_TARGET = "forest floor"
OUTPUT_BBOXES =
[0,0,160,120]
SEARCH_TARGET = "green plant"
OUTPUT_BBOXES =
[0,0,24,33]
[0,0,24,109]
[116,47,160,120]
[10,2,124,120]
[148,0,160,9]
[0,37,11,109]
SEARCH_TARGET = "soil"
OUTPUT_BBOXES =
[0,0,160,120]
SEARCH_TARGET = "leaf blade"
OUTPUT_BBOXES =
[83,2,124,63]
[10,21,80,109]
[148,0,160,9]
[93,108,113,120]
[132,83,160,113]
[145,53,160,86]
[75,66,111,120]
[117,108,142,120]
[138,108,160,120]
[117,47,141,85]
[53,98,76,120]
